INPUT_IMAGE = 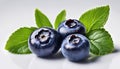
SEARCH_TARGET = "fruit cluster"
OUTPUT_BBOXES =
[5,6,114,62]
[28,19,90,62]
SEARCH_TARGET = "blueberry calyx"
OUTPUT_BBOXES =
[38,30,50,42]
[69,34,81,45]
[65,19,77,28]
[65,34,82,50]
[32,28,53,46]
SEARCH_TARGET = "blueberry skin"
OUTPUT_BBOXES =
[58,19,86,38]
[61,34,89,62]
[28,27,62,57]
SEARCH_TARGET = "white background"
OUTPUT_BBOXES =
[0,0,120,69]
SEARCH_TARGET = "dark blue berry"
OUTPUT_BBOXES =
[58,19,86,38]
[28,27,62,57]
[61,34,89,62]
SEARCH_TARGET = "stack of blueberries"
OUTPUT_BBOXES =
[28,19,90,62]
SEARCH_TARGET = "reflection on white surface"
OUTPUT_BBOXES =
[28,56,64,69]
[3,46,119,69]
[62,55,111,69]
[28,52,64,69]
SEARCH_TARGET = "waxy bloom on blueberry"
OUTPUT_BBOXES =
[61,34,89,62]
[28,27,62,57]
[58,19,86,38]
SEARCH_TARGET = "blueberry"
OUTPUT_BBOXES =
[58,19,86,38]
[28,27,62,57]
[61,34,89,62]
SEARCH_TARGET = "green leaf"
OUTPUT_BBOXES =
[87,29,114,56]
[35,9,53,28]
[5,27,37,54]
[54,10,66,29]
[79,5,110,33]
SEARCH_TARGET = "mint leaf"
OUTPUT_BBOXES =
[5,27,37,54]
[54,10,66,29]
[35,9,53,28]
[87,29,114,56]
[79,5,109,33]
